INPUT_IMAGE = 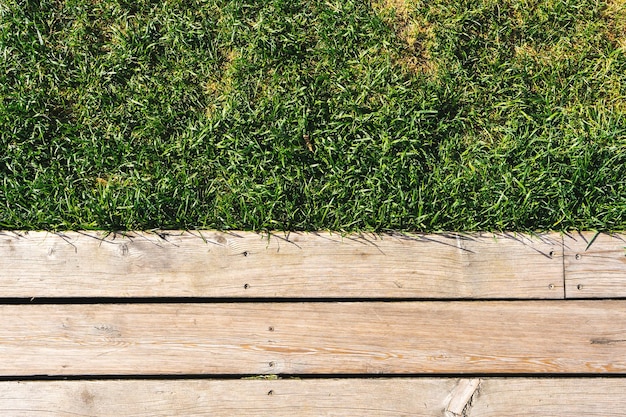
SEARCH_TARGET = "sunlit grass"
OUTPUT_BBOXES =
[1,0,624,231]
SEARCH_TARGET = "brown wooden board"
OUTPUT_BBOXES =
[1,301,625,376]
[0,231,563,299]
[470,378,626,416]
[1,378,625,416]
[564,232,626,298]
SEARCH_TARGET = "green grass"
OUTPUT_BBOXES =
[1,0,625,231]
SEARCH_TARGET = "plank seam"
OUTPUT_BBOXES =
[562,233,567,299]
[0,297,582,305]
[4,373,626,381]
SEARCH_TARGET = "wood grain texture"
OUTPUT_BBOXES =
[0,379,455,417]
[471,378,626,416]
[564,232,626,298]
[2,378,626,416]
[0,231,563,299]
[2,301,625,376]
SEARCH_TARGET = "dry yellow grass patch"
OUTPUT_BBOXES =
[204,49,238,117]
[372,0,412,18]
[371,0,437,75]
[94,174,134,188]
[513,41,580,64]
[603,0,626,50]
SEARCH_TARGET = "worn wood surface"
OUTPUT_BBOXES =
[1,379,453,416]
[564,232,626,298]
[2,301,625,376]
[471,378,626,416]
[1,378,625,416]
[0,231,563,299]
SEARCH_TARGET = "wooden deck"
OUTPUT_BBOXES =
[1,231,625,415]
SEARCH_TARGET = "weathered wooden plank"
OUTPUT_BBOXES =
[564,232,626,298]
[1,301,625,376]
[471,378,626,416]
[0,231,563,299]
[1,378,626,416]
[0,379,456,417]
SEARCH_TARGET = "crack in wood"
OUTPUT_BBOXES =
[445,378,481,417]
[591,338,626,345]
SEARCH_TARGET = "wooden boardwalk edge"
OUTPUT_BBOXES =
[1,378,625,416]
[2,230,623,299]
[1,230,625,414]
[0,230,601,299]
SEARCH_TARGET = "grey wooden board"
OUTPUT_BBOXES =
[0,231,563,298]
[564,232,626,298]
[1,378,625,416]
[1,301,625,376]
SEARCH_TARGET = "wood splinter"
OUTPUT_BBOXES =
[445,378,481,417]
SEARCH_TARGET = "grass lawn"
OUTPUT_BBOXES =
[1,0,625,231]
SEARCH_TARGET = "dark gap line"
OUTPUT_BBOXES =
[2,297,624,305]
[561,234,568,299]
[2,373,626,381]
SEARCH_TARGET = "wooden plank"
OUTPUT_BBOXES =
[564,232,626,298]
[471,378,626,416]
[1,301,625,376]
[0,231,563,299]
[2,378,626,416]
